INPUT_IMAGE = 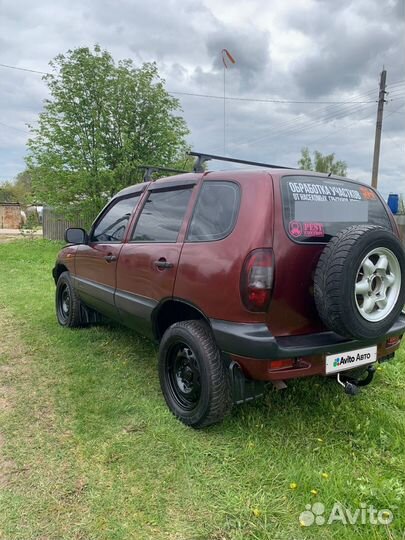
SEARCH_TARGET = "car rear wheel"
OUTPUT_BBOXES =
[159,320,232,428]
[314,225,405,340]
[56,271,82,327]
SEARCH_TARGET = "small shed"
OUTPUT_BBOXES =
[0,202,22,229]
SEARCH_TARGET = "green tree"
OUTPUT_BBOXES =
[27,45,190,217]
[0,171,32,204]
[14,170,32,196]
[0,181,18,203]
[298,147,347,176]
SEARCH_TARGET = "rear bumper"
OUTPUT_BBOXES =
[210,315,405,360]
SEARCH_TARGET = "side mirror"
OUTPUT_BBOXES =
[64,227,88,244]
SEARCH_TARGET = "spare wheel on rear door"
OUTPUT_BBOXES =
[314,225,405,340]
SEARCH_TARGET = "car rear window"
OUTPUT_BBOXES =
[187,181,240,242]
[281,175,392,243]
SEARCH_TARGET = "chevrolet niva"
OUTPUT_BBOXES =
[53,153,405,428]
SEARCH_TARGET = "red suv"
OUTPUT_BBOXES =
[53,153,405,428]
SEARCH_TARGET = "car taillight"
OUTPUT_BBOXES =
[240,248,274,312]
[386,336,401,348]
[269,359,294,370]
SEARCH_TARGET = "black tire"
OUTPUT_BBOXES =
[159,320,232,428]
[314,225,405,340]
[56,271,82,328]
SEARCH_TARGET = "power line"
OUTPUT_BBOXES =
[1,60,404,109]
[0,121,29,134]
[387,79,405,87]
[0,62,48,75]
[0,61,378,105]
[274,103,373,138]
[386,87,405,95]
[384,103,405,119]
[381,104,405,152]
[238,100,377,147]
[302,105,376,147]
[0,66,384,143]
[2,61,404,88]
[238,81,405,148]
[387,95,405,101]
[1,61,403,147]
[232,86,380,146]
[168,90,375,104]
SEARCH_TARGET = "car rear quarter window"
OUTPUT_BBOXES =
[187,181,240,242]
[281,176,392,243]
[131,187,193,243]
[91,194,140,243]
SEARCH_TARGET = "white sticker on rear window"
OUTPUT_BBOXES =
[281,176,392,243]
[288,181,362,202]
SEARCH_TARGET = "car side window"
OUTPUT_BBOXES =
[187,181,240,242]
[131,187,193,243]
[91,194,140,243]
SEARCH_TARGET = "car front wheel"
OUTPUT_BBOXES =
[56,271,82,328]
[159,320,232,428]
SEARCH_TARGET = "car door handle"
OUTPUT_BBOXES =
[154,259,174,269]
[104,254,118,263]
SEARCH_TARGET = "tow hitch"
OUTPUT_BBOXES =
[336,365,376,396]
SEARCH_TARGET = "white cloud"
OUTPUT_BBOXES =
[0,0,404,199]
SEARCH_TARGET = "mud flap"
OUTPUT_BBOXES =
[228,361,266,405]
[80,303,103,324]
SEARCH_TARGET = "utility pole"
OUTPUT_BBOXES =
[371,69,387,189]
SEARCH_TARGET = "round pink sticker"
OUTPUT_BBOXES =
[289,220,303,237]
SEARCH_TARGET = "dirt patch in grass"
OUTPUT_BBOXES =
[0,301,94,539]
[0,235,22,243]
[0,307,25,486]
[0,309,29,360]
[0,307,29,413]
[0,432,17,487]
[0,304,58,489]
[0,232,42,243]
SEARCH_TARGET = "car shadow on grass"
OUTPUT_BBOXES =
[61,317,400,454]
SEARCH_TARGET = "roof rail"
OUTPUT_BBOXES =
[188,151,296,173]
[138,165,187,182]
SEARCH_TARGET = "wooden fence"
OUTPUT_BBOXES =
[42,207,94,241]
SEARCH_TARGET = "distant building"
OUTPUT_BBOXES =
[0,202,22,229]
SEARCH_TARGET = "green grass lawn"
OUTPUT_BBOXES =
[0,239,404,540]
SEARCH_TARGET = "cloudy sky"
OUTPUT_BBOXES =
[0,0,404,197]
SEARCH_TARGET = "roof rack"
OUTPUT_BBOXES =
[138,165,187,182]
[188,151,296,173]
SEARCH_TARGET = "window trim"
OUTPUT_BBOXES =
[89,192,142,244]
[130,185,195,244]
[185,180,241,243]
[147,178,197,192]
